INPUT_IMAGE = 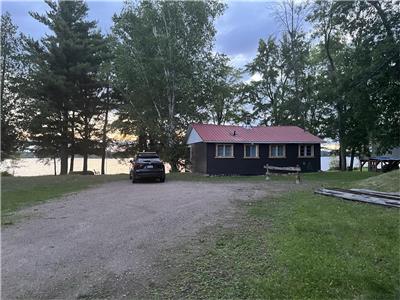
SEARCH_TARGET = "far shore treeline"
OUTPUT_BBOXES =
[1,0,399,174]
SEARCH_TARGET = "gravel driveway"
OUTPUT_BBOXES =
[2,179,291,299]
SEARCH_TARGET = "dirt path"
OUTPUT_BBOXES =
[2,180,293,299]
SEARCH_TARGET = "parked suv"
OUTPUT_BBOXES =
[130,152,165,183]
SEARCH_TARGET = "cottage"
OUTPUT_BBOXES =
[186,123,323,175]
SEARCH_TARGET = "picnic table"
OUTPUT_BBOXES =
[264,164,301,184]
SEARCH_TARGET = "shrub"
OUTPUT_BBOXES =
[1,171,13,177]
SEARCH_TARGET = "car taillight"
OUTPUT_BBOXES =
[134,163,143,169]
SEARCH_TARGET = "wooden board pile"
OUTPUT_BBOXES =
[315,188,400,208]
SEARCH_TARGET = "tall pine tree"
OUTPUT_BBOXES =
[23,0,105,174]
[1,13,24,160]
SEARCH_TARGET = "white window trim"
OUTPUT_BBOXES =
[269,144,286,158]
[215,144,234,158]
[243,144,259,159]
[298,144,315,158]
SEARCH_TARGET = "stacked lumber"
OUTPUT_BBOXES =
[315,188,400,208]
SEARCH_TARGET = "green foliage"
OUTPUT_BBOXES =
[3,0,399,174]
[247,0,399,167]
[246,1,326,133]
[112,0,225,169]
[22,0,108,173]
[0,13,25,160]
[247,37,290,125]
[1,171,13,177]
[199,53,244,125]
[308,0,400,155]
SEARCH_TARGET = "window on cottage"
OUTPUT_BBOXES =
[216,144,234,158]
[244,144,259,158]
[270,145,285,158]
[217,145,224,157]
[299,145,314,157]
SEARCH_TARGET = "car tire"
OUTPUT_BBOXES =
[160,176,165,183]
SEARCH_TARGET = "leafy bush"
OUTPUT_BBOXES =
[1,171,13,177]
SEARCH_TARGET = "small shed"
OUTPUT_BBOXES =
[360,146,400,172]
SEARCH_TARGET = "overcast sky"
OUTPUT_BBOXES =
[2,1,282,70]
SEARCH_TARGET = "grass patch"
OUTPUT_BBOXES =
[1,174,126,214]
[247,193,399,299]
[159,171,400,299]
[356,169,400,192]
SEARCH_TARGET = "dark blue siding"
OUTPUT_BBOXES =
[205,143,320,175]
[190,142,207,173]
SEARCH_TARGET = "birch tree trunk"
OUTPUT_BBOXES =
[60,109,69,175]
[69,111,75,173]
[82,116,89,173]
[0,45,7,104]
[101,85,110,175]
[322,7,346,171]
[53,156,57,176]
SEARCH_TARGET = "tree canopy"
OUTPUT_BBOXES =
[112,0,225,169]
[1,0,399,173]
[20,0,107,173]
[1,13,25,160]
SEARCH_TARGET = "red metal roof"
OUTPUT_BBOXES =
[190,123,323,143]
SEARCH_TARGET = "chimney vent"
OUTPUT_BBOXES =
[244,116,252,129]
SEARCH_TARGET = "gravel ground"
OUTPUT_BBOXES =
[2,179,292,299]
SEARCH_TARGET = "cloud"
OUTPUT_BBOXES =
[244,72,263,84]
[214,1,282,73]
[250,72,263,82]
[3,0,282,76]
[215,2,281,56]
[228,53,253,69]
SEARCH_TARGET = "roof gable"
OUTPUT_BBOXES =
[187,127,203,144]
[187,124,323,144]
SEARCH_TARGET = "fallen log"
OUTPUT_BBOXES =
[315,188,400,208]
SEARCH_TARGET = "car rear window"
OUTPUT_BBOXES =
[137,153,159,159]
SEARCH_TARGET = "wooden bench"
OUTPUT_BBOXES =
[263,164,301,184]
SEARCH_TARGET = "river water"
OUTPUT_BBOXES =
[1,156,360,177]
